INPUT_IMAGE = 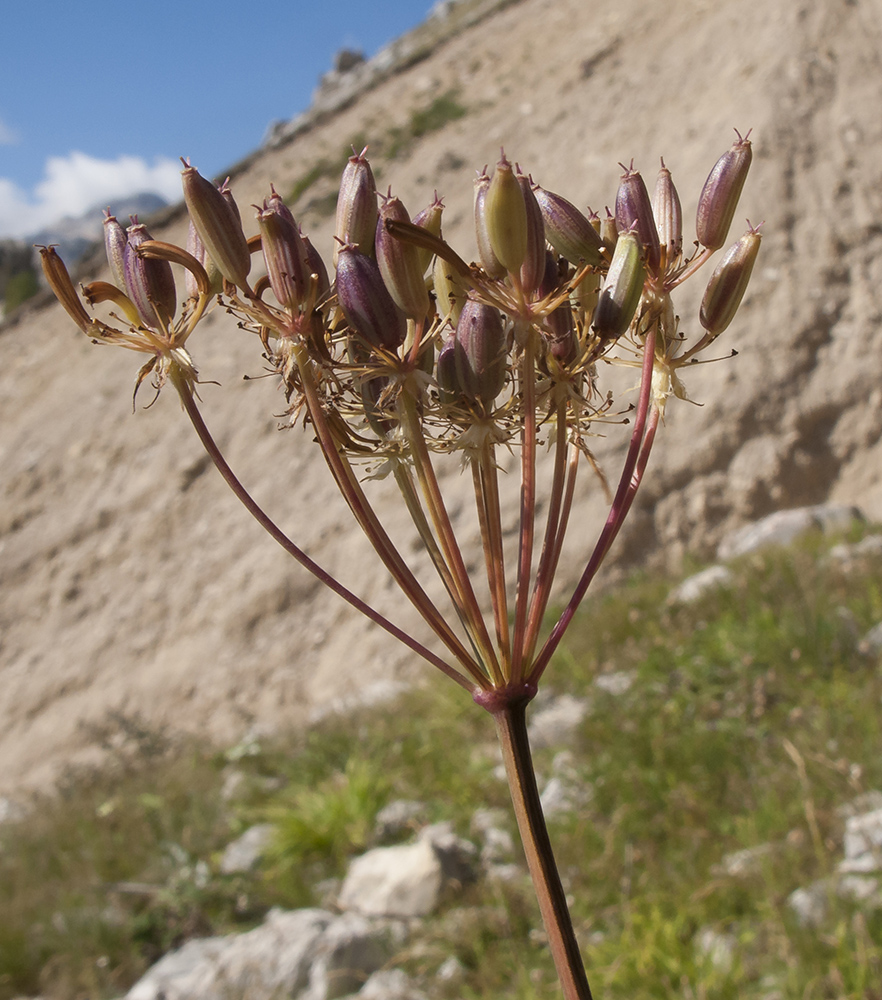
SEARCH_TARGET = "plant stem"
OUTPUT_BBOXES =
[169,365,473,691]
[485,690,593,1000]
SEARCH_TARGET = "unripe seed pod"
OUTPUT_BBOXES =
[699,225,761,335]
[532,185,604,266]
[696,131,753,251]
[103,210,128,291]
[182,163,251,288]
[124,219,176,330]
[376,194,430,320]
[411,192,444,276]
[257,197,309,311]
[518,173,546,299]
[336,244,406,351]
[474,168,506,278]
[615,164,660,275]
[652,158,682,264]
[600,208,618,253]
[39,245,93,334]
[455,297,507,406]
[334,147,378,262]
[592,230,646,340]
[484,152,527,275]
[433,255,466,326]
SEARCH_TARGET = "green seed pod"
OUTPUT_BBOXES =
[532,185,604,266]
[484,152,527,275]
[455,297,507,406]
[433,254,466,326]
[615,163,660,276]
[592,230,646,341]
[334,147,378,263]
[474,168,506,278]
[181,162,251,288]
[411,192,444,276]
[518,172,546,299]
[600,208,618,254]
[699,225,761,335]
[376,193,430,321]
[652,158,682,265]
[696,131,753,251]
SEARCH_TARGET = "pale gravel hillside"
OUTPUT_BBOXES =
[2,0,881,792]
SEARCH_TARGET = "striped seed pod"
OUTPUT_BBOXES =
[433,255,467,326]
[518,172,546,299]
[123,218,177,330]
[376,194,430,321]
[696,131,753,251]
[102,211,128,291]
[592,230,646,341]
[532,185,605,266]
[334,147,378,262]
[454,297,507,406]
[652,159,682,266]
[699,225,761,335]
[257,196,310,311]
[181,163,251,289]
[615,164,660,276]
[336,244,407,351]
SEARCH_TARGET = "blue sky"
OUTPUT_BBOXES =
[0,0,436,237]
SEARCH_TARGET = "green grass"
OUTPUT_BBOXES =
[2,527,882,998]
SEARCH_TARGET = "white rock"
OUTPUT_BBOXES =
[306,912,390,1000]
[528,694,590,749]
[860,621,882,653]
[355,968,427,999]
[593,670,635,696]
[669,565,734,605]
[219,823,275,874]
[338,840,443,918]
[694,927,735,972]
[787,881,829,928]
[715,843,773,878]
[717,505,863,561]
[843,807,882,862]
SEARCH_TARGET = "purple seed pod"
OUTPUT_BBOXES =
[301,233,331,304]
[652,158,682,265]
[182,162,251,288]
[537,251,576,364]
[518,172,546,299]
[454,297,507,406]
[334,147,378,262]
[257,196,309,311]
[436,335,464,404]
[699,224,761,335]
[185,219,222,299]
[411,191,444,276]
[592,230,646,341]
[123,218,177,330]
[376,193,430,320]
[102,210,128,291]
[696,131,753,251]
[474,168,506,278]
[615,163,660,276]
[532,185,604,266]
[336,244,407,351]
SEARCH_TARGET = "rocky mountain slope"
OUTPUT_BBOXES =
[2,0,881,793]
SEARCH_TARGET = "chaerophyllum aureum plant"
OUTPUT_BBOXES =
[41,131,759,1000]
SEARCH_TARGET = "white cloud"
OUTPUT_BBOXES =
[0,117,19,145]
[0,150,182,239]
